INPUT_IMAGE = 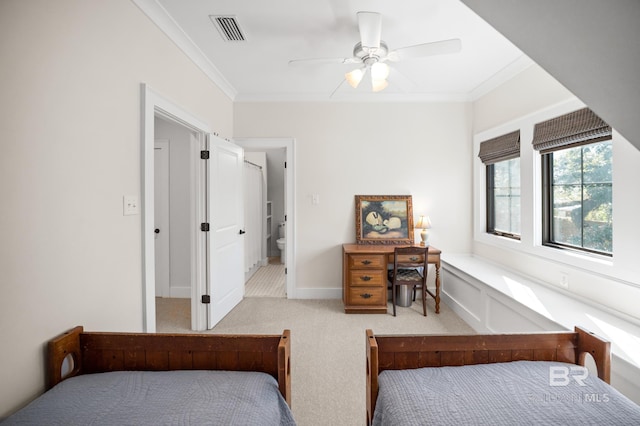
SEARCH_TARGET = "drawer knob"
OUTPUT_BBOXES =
[361,260,372,265]
[410,256,418,261]
[360,293,372,299]
[360,275,372,281]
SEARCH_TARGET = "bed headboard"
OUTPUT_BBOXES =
[47,326,292,406]
[365,326,610,425]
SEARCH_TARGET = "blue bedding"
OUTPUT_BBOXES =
[373,360,640,426]
[3,370,296,425]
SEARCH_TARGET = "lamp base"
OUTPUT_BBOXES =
[419,230,427,246]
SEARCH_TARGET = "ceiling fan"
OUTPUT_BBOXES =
[289,11,462,93]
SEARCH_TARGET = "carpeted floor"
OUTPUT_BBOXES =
[156,296,474,426]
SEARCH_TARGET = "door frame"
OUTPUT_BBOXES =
[141,83,209,332]
[234,138,296,298]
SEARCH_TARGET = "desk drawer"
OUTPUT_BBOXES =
[349,269,385,287]
[395,254,426,265]
[347,286,386,306]
[348,254,385,269]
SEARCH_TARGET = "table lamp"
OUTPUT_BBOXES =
[416,215,432,246]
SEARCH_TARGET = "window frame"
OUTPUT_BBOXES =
[486,159,521,240]
[541,140,613,257]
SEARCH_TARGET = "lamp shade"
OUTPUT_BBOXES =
[345,68,365,88]
[371,62,390,80]
[371,78,388,92]
[416,215,432,229]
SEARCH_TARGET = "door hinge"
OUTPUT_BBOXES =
[285,268,287,274]
[200,150,210,160]
[284,161,287,168]
[200,223,210,232]
[201,295,211,304]
[284,215,287,221]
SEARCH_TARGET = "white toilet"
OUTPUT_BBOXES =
[276,222,286,265]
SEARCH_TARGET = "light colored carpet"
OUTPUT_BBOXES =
[245,264,286,297]
[155,297,190,331]
[156,296,474,426]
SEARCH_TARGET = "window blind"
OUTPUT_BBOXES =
[532,107,611,153]
[478,130,520,165]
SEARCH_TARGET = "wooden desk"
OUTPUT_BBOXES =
[342,244,441,314]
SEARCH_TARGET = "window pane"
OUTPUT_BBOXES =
[546,140,612,255]
[583,184,612,252]
[553,184,582,247]
[582,142,612,184]
[489,158,520,236]
[552,148,581,184]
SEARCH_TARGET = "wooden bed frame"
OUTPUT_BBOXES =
[366,326,610,425]
[47,326,292,406]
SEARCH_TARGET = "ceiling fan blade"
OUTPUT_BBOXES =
[387,38,462,61]
[357,11,381,49]
[288,57,360,67]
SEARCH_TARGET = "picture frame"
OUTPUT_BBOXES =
[355,195,414,245]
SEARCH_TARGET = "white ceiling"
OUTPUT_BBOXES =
[137,0,531,102]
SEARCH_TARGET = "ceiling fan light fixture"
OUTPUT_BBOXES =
[345,68,365,89]
[370,62,390,81]
[371,78,388,92]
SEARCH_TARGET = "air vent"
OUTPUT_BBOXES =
[210,15,245,42]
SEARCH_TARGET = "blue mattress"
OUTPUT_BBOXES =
[373,360,640,425]
[3,370,296,425]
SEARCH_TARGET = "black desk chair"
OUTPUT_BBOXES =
[388,246,429,316]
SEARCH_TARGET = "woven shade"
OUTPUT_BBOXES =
[478,130,520,165]
[532,107,611,153]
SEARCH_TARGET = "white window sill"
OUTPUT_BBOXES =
[442,253,640,370]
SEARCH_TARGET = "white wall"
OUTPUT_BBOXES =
[471,64,640,323]
[234,102,473,294]
[0,0,233,417]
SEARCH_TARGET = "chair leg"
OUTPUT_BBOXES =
[392,285,397,316]
[422,285,427,316]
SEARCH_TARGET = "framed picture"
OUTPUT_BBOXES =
[355,195,414,245]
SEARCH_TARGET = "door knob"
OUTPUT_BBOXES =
[154,229,160,234]
[239,229,246,235]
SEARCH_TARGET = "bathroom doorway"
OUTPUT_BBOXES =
[235,138,296,299]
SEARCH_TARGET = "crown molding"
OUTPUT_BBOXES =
[469,54,534,101]
[233,92,473,103]
[131,0,237,101]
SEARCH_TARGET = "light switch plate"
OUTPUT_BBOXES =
[123,195,139,215]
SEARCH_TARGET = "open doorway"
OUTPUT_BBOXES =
[141,84,209,332]
[243,148,286,297]
[235,138,296,299]
[153,117,196,330]
[142,84,246,333]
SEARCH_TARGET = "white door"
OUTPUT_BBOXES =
[207,135,245,328]
[154,140,171,298]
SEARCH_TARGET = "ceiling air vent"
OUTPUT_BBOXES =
[210,15,245,42]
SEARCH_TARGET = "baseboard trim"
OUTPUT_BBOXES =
[170,287,191,298]
[293,288,342,299]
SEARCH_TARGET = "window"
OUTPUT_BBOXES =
[533,108,612,256]
[478,130,521,240]
[542,141,612,254]
[487,158,521,238]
